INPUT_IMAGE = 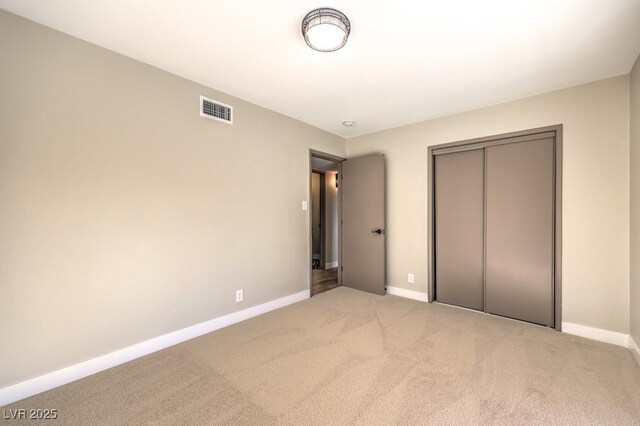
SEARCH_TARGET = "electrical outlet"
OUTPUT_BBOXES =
[236,289,243,303]
[302,201,308,211]
[408,273,415,284]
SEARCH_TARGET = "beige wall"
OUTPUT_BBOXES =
[631,54,640,345]
[324,172,339,266]
[0,10,345,388]
[347,76,631,334]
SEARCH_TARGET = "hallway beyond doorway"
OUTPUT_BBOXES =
[312,267,339,296]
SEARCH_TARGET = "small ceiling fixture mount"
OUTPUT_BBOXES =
[342,120,356,127]
[302,8,351,52]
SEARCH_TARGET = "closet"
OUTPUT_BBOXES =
[429,126,561,328]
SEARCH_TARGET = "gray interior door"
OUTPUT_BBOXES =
[485,138,555,326]
[342,154,386,295]
[435,149,485,310]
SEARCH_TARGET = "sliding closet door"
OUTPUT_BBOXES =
[435,149,485,310]
[485,138,555,326]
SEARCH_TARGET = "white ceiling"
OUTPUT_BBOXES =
[2,0,640,138]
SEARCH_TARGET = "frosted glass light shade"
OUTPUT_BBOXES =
[302,8,351,52]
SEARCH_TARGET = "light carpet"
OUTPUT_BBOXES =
[4,286,640,424]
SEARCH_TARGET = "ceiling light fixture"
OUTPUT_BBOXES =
[342,120,356,127]
[302,8,350,52]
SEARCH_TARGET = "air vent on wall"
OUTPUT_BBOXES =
[200,96,233,124]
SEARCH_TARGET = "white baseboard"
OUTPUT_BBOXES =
[629,336,640,367]
[386,286,428,302]
[0,289,310,408]
[324,261,338,269]
[562,322,629,347]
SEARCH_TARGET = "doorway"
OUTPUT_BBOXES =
[310,151,343,296]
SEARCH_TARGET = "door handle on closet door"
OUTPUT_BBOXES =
[371,229,385,235]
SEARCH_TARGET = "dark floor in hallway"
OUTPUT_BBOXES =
[312,267,339,296]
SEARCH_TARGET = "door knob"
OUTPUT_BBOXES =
[371,229,385,235]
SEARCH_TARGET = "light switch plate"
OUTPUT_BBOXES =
[302,201,308,211]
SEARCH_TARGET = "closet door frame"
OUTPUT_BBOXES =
[427,125,563,331]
